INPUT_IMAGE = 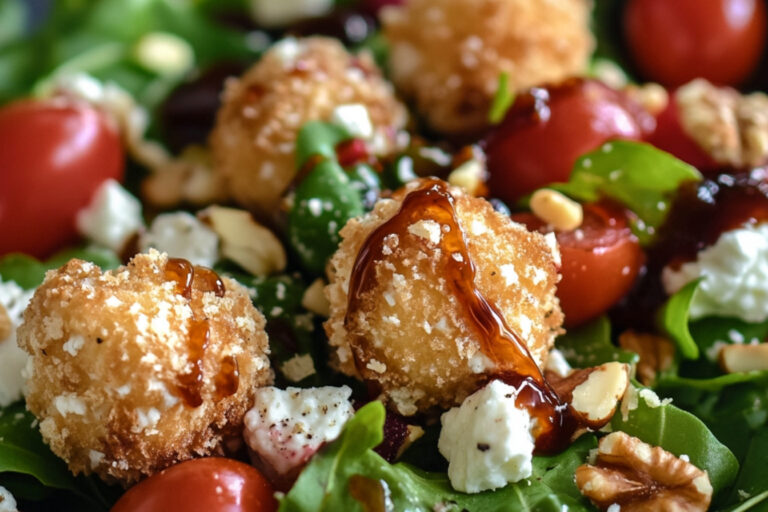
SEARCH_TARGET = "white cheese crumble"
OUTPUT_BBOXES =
[243,386,355,475]
[438,380,535,493]
[140,212,219,267]
[76,179,144,252]
[331,104,374,140]
[662,224,768,323]
[0,280,34,407]
[0,486,18,512]
[544,348,572,378]
[279,354,317,382]
[250,0,333,28]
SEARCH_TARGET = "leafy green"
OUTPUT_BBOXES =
[723,429,768,511]
[295,121,350,170]
[555,316,638,368]
[611,387,739,494]
[657,372,768,393]
[550,141,702,244]
[281,401,596,512]
[657,279,702,360]
[488,72,515,124]
[0,247,120,290]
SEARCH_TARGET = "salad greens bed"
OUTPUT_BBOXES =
[1,0,768,511]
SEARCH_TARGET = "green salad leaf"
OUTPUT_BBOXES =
[611,386,739,495]
[295,121,350,170]
[657,279,702,360]
[281,401,596,512]
[488,72,515,124]
[555,316,639,368]
[0,247,120,290]
[723,429,768,511]
[550,140,702,244]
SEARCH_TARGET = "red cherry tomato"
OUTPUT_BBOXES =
[624,0,767,87]
[0,98,124,258]
[645,93,719,172]
[485,79,653,204]
[514,203,644,327]
[111,458,278,512]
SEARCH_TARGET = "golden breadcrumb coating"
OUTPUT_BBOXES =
[382,0,593,134]
[325,182,563,415]
[210,36,407,215]
[17,250,273,485]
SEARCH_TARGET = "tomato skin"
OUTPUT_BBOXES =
[514,203,644,327]
[624,0,767,87]
[110,458,278,512]
[485,79,652,204]
[0,99,124,258]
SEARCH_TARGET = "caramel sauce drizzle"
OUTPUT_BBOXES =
[348,475,391,512]
[346,179,579,453]
[164,258,238,407]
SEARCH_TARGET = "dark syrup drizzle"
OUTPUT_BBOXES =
[345,179,581,453]
[164,258,238,407]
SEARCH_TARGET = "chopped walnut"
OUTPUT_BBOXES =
[618,330,675,386]
[624,82,669,116]
[676,79,768,169]
[576,432,713,512]
[0,303,11,341]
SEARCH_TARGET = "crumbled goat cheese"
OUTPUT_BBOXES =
[0,486,18,512]
[0,280,34,407]
[243,386,354,476]
[331,104,374,140]
[140,212,219,267]
[249,0,333,28]
[76,179,144,252]
[544,348,572,378]
[279,354,317,383]
[662,224,768,323]
[438,380,535,493]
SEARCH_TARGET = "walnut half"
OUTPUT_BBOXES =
[576,431,712,512]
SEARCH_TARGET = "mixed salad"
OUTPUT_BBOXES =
[1,0,768,511]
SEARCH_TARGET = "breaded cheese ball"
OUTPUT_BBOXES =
[210,36,407,215]
[325,181,563,415]
[17,250,273,485]
[382,0,593,134]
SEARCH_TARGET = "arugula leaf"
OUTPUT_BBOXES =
[281,401,596,512]
[657,372,768,393]
[657,279,701,360]
[550,141,702,244]
[0,247,120,290]
[723,429,768,511]
[611,387,739,494]
[488,72,515,124]
[555,316,639,368]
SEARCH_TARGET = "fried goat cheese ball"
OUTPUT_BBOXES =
[210,36,407,215]
[325,180,563,416]
[17,250,273,485]
[382,0,593,135]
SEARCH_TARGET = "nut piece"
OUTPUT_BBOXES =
[618,330,675,386]
[448,158,487,196]
[576,432,713,512]
[719,343,768,373]
[530,189,583,231]
[200,206,286,276]
[624,82,669,116]
[0,303,11,341]
[142,146,229,208]
[303,278,330,317]
[548,362,629,429]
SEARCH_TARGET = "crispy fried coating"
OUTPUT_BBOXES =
[17,250,273,485]
[210,36,407,216]
[382,0,593,134]
[325,182,563,415]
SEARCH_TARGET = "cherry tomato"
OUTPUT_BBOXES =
[111,458,278,512]
[624,0,767,87]
[0,98,124,258]
[514,203,644,327]
[645,93,720,172]
[485,79,653,204]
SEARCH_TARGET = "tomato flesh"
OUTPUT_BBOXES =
[514,203,644,327]
[0,99,124,258]
[624,0,767,87]
[485,78,653,204]
[110,458,278,512]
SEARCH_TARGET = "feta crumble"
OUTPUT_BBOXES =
[139,212,219,267]
[243,386,354,475]
[662,223,768,323]
[76,179,144,252]
[438,380,535,493]
[0,280,34,407]
[0,486,18,512]
[331,104,374,140]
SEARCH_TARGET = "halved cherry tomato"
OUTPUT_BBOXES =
[0,98,124,258]
[514,203,644,327]
[485,79,653,204]
[110,458,278,512]
[624,0,767,87]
